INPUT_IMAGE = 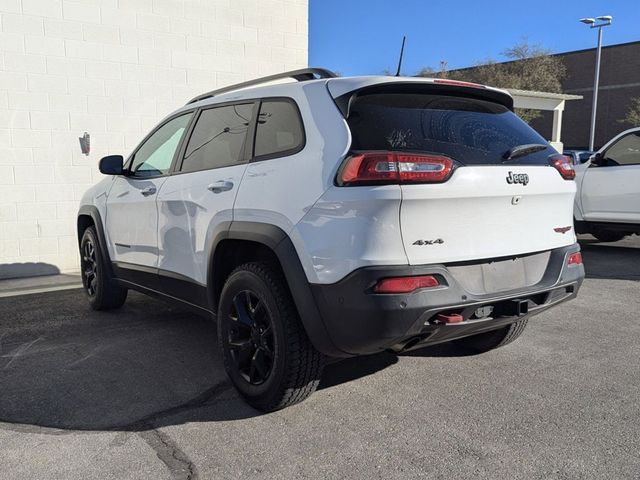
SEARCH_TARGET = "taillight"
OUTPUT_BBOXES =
[373,275,440,294]
[567,252,583,266]
[549,154,575,180]
[338,152,456,186]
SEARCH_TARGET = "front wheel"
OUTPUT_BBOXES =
[80,226,128,310]
[453,318,529,353]
[218,262,324,411]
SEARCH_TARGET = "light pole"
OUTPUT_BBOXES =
[580,15,612,151]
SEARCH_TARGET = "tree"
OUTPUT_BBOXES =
[417,61,449,79]
[619,97,640,127]
[418,39,567,123]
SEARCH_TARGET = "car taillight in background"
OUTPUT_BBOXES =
[567,252,583,266]
[549,154,576,180]
[338,152,456,186]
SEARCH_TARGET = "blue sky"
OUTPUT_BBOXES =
[309,0,640,76]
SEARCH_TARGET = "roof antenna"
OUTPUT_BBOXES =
[395,36,406,76]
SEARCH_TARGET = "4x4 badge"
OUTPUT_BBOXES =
[413,239,444,246]
[506,171,529,186]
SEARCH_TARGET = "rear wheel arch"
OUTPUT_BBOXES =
[209,238,281,313]
[207,222,347,358]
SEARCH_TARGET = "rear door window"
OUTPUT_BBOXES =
[180,103,253,173]
[254,99,304,159]
[347,93,554,165]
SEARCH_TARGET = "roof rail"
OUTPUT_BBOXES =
[186,67,338,105]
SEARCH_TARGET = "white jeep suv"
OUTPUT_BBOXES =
[574,127,640,242]
[77,69,584,411]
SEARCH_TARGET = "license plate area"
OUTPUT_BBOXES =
[447,251,551,295]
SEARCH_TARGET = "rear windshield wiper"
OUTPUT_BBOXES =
[503,143,548,161]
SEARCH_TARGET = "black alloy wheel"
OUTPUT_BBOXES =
[81,236,98,297]
[227,290,275,385]
[79,226,128,310]
[217,262,324,411]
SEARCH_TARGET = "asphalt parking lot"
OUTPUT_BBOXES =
[0,235,639,480]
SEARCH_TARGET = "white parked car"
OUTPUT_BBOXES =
[574,127,640,242]
[77,69,584,411]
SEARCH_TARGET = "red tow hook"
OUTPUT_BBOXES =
[435,313,464,324]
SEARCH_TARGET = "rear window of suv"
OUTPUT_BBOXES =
[346,93,554,165]
[254,99,304,159]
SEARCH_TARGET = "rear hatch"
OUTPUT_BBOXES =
[334,81,577,265]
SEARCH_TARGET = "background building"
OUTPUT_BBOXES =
[0,0,308,279]
[531,41,640,150]
[445,41,640,150]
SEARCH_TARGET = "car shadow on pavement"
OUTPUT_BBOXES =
[318,341,477,388]
[0,288,485,434]
[0,289,433,433]
[579,237,640,281]
[0,289,259,432]
[398,342,479,358]
[319,352,398,390]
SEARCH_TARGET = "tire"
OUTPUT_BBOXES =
[453,318,529,353]
[80,226,128,311]
[592,230,626,243]
[217,262,324,411]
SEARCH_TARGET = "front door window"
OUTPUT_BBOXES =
[130,113,193,177]
[603,132,640,167]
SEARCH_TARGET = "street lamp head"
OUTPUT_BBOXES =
[596,15,613,23]
[580,18,596,25]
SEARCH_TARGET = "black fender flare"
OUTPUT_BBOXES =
[208,221,349,358]
[77,205,114,278]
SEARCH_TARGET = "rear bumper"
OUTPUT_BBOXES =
[309,243,584,356]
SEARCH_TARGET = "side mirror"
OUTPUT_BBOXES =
[99,155,124,175]
[589,152,603,166]
[579,153,591,164]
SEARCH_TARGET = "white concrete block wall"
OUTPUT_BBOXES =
[0,0,308,278]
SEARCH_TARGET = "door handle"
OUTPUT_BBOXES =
[207,180,234,193]
[140,186,156,196]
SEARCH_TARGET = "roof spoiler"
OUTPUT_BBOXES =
[330,80,514,118]
[186,67,338,105]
